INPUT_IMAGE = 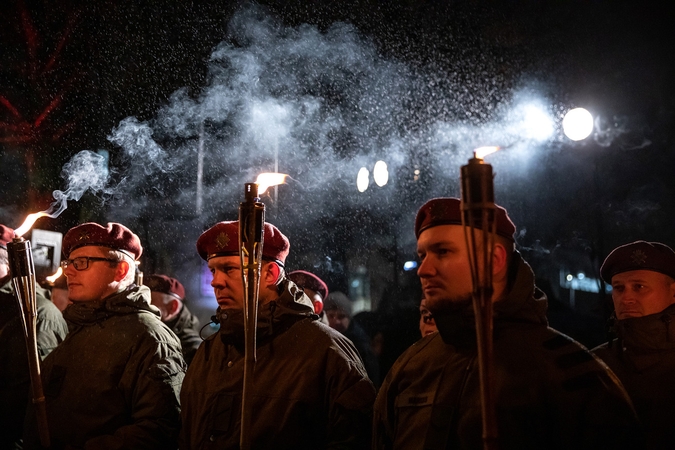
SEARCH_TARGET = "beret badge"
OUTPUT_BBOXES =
[630,250,647,266]
[215,232,230,250]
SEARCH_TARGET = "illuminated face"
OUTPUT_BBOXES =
[64,246,121,302]
[208,255,245,310]
[326,309,350,333]
[419,298,438,337]
[417,225,473,314]
[611,270,675,319]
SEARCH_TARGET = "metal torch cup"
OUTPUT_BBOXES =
[460,156,498,450]
[238,182,265,450]
[7,237,51,448]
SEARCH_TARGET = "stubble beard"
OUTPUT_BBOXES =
[426,292,473,316]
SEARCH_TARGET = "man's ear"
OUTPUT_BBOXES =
[168,298,182,316]
[314,299,324,315]
[264,262,281,286]
[115,260,131,282]
[492,242,508,276]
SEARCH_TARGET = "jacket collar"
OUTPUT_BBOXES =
[615,303,675,371]
[434,251,548,347]
[217,279,315,348]
[63,284,159,327]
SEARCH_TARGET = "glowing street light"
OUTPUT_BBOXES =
[563,107,594,141]
[373,160,388,187]
[357,167,370,192]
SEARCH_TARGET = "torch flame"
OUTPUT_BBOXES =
[14,212,50,238]
[474,146,500,160]
[46,267,63,284]
[255,173,288,195]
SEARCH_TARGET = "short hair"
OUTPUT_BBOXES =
[103,248,136,288]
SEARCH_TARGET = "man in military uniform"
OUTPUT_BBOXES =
[180,221,375,449]
[146,273,202,365]
[23,222,185,450]
[373,198,643,449]
[0,224,68,449]
[593,241,675,449]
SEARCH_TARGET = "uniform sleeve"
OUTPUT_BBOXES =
[35,295,69,359]
[83,330,186,450]
[325,335,377,450]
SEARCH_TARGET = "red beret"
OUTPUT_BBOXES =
[1,224,15,249]
[414,197,516,241]
[145,274,185,300]
[62,222,143,260]
[196,221,290,266]
[288,270,329,300]
[601,241,675,283]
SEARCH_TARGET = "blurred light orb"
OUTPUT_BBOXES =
[521,103,555,142]
[403,261,418,271]
[577,272,585,280]
[563,108,594,141]
[566,274,574,282]
[373,160,389,187]
[357,167,370,192]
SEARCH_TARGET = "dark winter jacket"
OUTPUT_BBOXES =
[0,281,68,450]
[23,285,185,450]
[165,303,202,366]
[373,252,643,450]
[593,303,675,449]
[179,280,376,450]
[344,320,380,388]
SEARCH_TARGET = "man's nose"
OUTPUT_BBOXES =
[417,258,434,278]
[211,272,225,288]
[64,263,76,277]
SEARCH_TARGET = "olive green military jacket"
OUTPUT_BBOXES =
[23,285,185,450]
[593,304,675,450]
[373,253,644,450]
[165,303,202,366]
[0,281,68,449]
[180,280,376,450]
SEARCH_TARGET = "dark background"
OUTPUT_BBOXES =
[1,0,674,356]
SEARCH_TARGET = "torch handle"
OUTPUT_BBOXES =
[23,310,51,448]
[461,157,499,450]
[12,271,51,448]
[239,190,265,450]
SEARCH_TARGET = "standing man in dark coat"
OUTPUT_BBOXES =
[180,221,375,450]
[324,291,381,388]
[0,224,69,449]
[373,198,643,450]
[23,222,185,450]
[593,241,675,449]
[146,274,202,366]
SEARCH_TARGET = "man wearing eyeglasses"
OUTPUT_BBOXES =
[23,222,186,450]
[1,224,68,448]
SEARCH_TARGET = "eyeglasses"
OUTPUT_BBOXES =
[60,257,119,271]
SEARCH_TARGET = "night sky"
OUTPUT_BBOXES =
[1,0,674,347]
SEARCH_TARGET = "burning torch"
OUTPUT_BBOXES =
[238,173,287,450]
[460,146,500,450]
[9,214,52,448]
